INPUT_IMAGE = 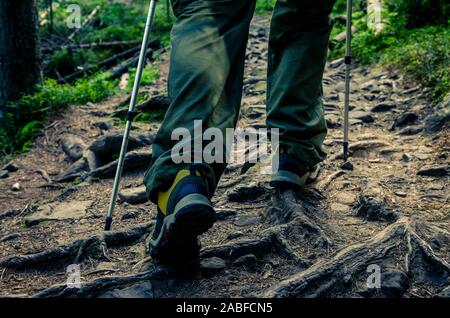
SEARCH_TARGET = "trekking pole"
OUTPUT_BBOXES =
[343,0,353,161]
[104,0,158,231]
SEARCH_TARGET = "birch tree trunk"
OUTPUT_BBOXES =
[367,0,387,34]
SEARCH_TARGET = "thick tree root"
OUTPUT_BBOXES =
[32,264,174,298]
[200,225,311,268]
[265,188,333,248]
[0,223,153,270]
[262,217,449,298]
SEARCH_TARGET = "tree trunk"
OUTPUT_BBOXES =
[0,0,41,123]
[367,0,386,34]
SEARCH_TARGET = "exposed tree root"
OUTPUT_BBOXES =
[262,217,449,298]
[200,224,311,268]
[32,264,174,298]
[0,223,153,270]
[354,192,402,222]
[265,188,332,248]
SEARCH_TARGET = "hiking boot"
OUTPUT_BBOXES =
[270,154,321,189]
[148,167,216,264]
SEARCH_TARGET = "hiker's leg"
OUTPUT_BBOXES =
[267,0,336,176]
[144,0,256,201]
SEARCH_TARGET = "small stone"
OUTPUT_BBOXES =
[329,58,344,68]
[121,210,138,220]
[2,163,18,172]
[351,110,375,123]
[399,126,423,136]
[118,186,148,205]
[233,215,261,227]
[417,165,449,177]
[227,231,244,240]
[371,103,396,112]
[93,121,113,131]
[394,191,407,198]
[11,182,21,191]
[232,254,257,269]
[340,161,354,171]
[400,154,410,162]
[363,94,376,101]
[226,182,269,202]
[0,170,9,179]
[200,257,226,276]
[392,112,418,128]
[216,208,237,221]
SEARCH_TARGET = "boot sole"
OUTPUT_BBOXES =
[149,204,216,264]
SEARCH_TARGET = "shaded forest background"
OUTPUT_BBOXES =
[0,0,448,158]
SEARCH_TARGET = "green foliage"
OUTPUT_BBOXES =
[329,0,449,101]
[255,0,276,14]
[126,65,159,91]
[1,73,116,154]
[386,0,449,29]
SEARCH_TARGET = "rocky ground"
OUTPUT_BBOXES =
[0,18,449,298]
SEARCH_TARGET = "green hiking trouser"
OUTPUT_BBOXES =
[144,0,336,202]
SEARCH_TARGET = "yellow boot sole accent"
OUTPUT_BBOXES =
[157,169,201,215]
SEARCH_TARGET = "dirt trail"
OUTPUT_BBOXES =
[0,18,448,298]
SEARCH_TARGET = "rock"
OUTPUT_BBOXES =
[2,163,18,172]
[0,233,19,242]
[121,210,138,220]
[11,183,21,191]
[351,110,374,123]
[226,182,269,202]
[232,254,257,269]
[394,191,407,198]
[400,154,410,162]
[340,161,354,171]
[216,208,237,221]
[0,170,9,179]
[361,81,376,91]
[391,112,418,129]
[100,281,154,298]
[424,94,450,134]
[234,215,261,227]
[436,286,450,298]
[118,185,148,204]
[329,58,344,68]
[363,94,376,101]
[371,103,396,112]
[200,257,226,276]
[89,151,152,179]
[92,121,113,131]
[381,271,410,298]
[417,165,449,177]
[24,200,92,226]
[60,135,87,162]
[227,231,244,240]
[399,126,423,136]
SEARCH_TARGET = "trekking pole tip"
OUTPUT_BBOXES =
[104,216,113,231]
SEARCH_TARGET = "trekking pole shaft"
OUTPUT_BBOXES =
[105,0,158,231]
[343,0,353,161]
